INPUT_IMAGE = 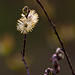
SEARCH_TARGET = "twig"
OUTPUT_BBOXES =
[22,34,26,57]
[54,68,56,75]
[21,34,30,75]
[21,9,30,75]
[36,0,75,75]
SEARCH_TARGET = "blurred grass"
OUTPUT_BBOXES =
[0,0,75,75]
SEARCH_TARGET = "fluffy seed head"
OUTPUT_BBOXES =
[16,6,39,34]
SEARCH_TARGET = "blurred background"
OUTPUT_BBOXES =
[0,0,75,75]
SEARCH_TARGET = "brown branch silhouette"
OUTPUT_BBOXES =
[36,0,75,75]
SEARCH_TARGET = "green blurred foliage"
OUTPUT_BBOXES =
[0,0,75,75]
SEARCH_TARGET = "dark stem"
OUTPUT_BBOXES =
[21,9,30,75]
[36,0,75,75]
[21,34,30,75]
[23,34,26,57]
[54,68,56,75]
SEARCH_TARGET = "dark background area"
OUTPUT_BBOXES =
[0,0,75,75]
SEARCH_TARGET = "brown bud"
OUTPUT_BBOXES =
[56,66,60,73]
[45,68,54,75]
[56,47,64,60]
[50,54,57,62]
[52,58,59,68]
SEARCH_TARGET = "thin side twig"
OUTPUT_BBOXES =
[36,0,75,75]
[21,9,30,75]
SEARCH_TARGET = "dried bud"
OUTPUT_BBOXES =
[57,53,64,60]
[44,74,47,75]
[45,68,50,73]
[50,54,57,62]
[45,68,54,75]
[56,47,64,60]
[52,58,59,68]
[56,66,60,73]
[56,47,61,54]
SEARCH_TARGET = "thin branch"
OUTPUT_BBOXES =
[21,9,30,75]
[22,34,26,57]
[54,68,56,75]
[36,0,75,75]
[21,34,30,75]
